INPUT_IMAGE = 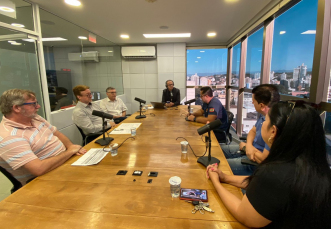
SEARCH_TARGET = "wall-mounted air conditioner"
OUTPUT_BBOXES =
[121,46,156,59]
[68,51,99,62]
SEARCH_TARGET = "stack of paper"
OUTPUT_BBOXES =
[72,148,109,166]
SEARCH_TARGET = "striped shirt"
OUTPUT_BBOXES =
[0,115,66,185]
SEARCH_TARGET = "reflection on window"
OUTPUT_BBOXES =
[186,49,227,87]
[229,89,238,131]
[231,43,241,87]
[245,27,263,89]
[327,69,331,103]
[270,0,318,98]
[186,88,226,107]
[242,93,258,135]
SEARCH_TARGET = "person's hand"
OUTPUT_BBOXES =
[76,147,87,156]
[208,168,220,182]
[68,145,82,155]
[186,112,191,117]
[206,163,226,182]
[169,102,174,107]
[239,142,246,151]
[109,121,116,127]
[187,115,195,121]
[245,144,256,161]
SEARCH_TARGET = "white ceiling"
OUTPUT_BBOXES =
[28,0,279,46]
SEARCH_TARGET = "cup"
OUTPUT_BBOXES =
[110,143,118,156]
[131,127,137,136]
[181,153,188,163]
[169,176,181,198]
[190,108,193,113]
[180,141,188,154]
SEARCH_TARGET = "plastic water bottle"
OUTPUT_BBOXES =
[111,143,119,156]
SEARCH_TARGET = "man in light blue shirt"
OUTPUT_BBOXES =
[222,84,279,176]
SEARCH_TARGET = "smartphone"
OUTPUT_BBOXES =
[179,188,208,202]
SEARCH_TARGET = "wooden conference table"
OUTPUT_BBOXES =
[0,105,247,228]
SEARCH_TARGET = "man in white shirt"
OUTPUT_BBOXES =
[100,87,128,124]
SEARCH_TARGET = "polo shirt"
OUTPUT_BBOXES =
[202,97,228,131]
[254,115,270,152]
[0,115,66,185]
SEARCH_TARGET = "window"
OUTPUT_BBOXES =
[185,88,226,107]
[270,0,318,98]
[245,27,263,89]
[242,92,258,135]
[229,89,238,131]
[186,48,227,87]
[231,43,241,87]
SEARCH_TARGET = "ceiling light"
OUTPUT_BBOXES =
[280,31,286,35]
[120,34,129,39]
[207,32,216,37]
[200,51,205,53]
[23,37,67,42]
[108,51,113,52]
[8,41,16,43]
[0,6,15,12]
[78,36,87,40]
[11,42,22,45]
[197,57,201,59]
[301,30,316,34]
[11,23,25,28]
[64,0,81,6]
[143,33,191,38]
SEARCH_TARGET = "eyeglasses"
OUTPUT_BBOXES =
[286,101,296,123]
[81,93,92,97]
[285,100,320,123]
[167,84,174,86]
[107,92,117,94]
[200,94,207,98]
[22,101,39,107]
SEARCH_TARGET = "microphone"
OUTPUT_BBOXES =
[134,97,146,104]
[197,119,222,135]
[184,99,196,105]
[92,110,114,120]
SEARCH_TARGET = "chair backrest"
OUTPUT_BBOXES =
[75,124,86,145]
[0,166,22,193]
[226,111,234,134]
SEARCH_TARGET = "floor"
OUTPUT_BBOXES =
[0,173,12,201]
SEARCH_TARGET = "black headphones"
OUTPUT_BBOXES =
[165,80,174,88]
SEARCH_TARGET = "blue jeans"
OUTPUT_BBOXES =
[227,156,257,176]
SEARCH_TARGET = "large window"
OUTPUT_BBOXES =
[245,27,263,89]
[231,43,241,87]
[242,92,258,135]
[270,0,318,98]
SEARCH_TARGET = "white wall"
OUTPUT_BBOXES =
[122,43,186,114]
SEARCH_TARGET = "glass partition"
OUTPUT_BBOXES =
[231,43,241,87]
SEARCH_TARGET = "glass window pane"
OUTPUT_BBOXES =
[0,28,45,119]
[327,69,331,103]
[270,0,318,98]
[245,27,263,89]
[186,48,227,86]
[242,92,258,135]
[0,0,34,31]
[186,88,226,108]
[229,89,238,131]
[231,43,241,87]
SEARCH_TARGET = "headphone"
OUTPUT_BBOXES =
[165,80,174,88]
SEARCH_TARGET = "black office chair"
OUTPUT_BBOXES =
[214,111,234,145]
[0,166,22,193]
[75,125,103,146]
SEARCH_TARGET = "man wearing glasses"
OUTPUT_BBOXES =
[0,89,86,187]
[100,87,128,124]
[72,85,116,135]
[187,86,228,142]
[162,80,181,107]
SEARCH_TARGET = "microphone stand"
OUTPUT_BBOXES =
[135,102,146,119]
[95,115,114,146]
[197,131,220,167]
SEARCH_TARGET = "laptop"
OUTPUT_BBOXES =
[150,102,166,109]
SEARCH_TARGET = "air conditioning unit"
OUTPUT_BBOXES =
[121,46,156,59]
[68,51,99,62]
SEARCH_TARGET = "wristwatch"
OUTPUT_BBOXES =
[193,117,197,122]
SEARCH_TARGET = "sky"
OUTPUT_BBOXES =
[187,0,318,75]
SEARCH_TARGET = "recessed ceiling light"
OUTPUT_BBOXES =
[11,42,22,45]
[108,51,113,52]
[120,34,129,39]
[0,6,15,12]
[64,0,81,6]
[301,30,316,34]
[143,33,191,38]
[22,37,67,42]
[8,41,16,43]
[207,32,216,37]
[197,57,201,59]
[78,36,87,40]
[200,51,205,53]
[280,31,286,35]
[11,23,25,28]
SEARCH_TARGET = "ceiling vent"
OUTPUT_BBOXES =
[68,51,99,62]
[121,46,156,59]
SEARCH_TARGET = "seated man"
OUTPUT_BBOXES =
[224,84,280,176]
[187,86,228,142]
[72,85,115,135]
[162,80,180,107]
[54,87,72,111]
[0,89,86,187]
[100,87,128,124]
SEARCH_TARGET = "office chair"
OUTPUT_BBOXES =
[214,111,234,145]
[0,166,22,193]
[75,125,103,146]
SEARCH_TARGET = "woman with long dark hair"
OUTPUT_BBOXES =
[207,101,331,228]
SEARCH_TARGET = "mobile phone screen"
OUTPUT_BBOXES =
[180,188,208,201]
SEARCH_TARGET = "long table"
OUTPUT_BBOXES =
[0,105,247,228]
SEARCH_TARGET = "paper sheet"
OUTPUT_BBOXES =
[71,148,109,166]
[109,123,142,134]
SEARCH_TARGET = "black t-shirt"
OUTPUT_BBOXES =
[246,162,296,229]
